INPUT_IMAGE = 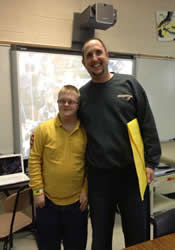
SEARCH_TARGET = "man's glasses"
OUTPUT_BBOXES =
[58,99,79,105]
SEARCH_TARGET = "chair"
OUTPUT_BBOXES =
[0,186,35,250]
[151,208,175,238]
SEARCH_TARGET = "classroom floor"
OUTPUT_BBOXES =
[0,217,125,250]
[0,193,125,250]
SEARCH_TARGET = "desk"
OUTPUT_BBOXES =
[0,181,29,193]
[161,140,175,168]
[124,233,175,250]
[150,172,175,216]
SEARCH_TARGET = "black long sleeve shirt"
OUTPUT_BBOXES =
[79,73,161,172]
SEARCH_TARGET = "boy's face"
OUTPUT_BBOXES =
[57,91,79,118]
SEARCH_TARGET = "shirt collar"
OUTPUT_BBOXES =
[55,113,80,132]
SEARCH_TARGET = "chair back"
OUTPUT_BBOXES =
[0,186,35,250]
[152,208,175,238]
[4,187,32,212]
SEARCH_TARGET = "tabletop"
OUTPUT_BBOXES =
[0,181,29,196]
[124,233,175,250]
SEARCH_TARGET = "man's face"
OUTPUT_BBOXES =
[82,40,109,82]
[58,91,79,118]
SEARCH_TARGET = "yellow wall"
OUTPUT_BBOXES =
[1,0,175,56]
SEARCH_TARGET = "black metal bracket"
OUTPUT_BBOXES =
[71,13,95,50]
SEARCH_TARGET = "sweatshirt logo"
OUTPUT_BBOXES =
[117,94,133,101]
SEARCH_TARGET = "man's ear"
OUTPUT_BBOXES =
[82,59,85,66]
[106,52,110,63]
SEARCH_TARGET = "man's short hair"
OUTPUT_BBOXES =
[82,38,108,59]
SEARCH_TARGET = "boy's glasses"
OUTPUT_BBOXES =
[58,99,79,105]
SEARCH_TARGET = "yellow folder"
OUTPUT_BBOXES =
[127,118,147,201]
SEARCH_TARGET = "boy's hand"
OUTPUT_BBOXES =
[80,191,88,211]
[34,194,45,208]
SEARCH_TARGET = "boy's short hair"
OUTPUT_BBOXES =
[58,85,80,101]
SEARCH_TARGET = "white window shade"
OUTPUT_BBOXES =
[11,49,134,159]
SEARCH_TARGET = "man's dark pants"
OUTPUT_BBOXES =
[36,198,88,250]
[88,167,150,250]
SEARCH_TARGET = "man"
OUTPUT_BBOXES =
[79,38,161,249]
[29,85,88,250]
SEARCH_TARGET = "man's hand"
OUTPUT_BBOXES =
[146,167,154,184]
[79,191,88,211]
[34,194,45,208]
[30,131,34,148]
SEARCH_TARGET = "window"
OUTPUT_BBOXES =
[11,47,134,158]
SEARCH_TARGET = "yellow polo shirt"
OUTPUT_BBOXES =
[29,114,87,205]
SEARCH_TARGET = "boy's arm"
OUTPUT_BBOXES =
[28,126,45,207]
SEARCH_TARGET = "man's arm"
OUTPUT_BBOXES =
[134,79,161,183]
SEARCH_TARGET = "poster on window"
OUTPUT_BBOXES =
[156,11,175,41]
